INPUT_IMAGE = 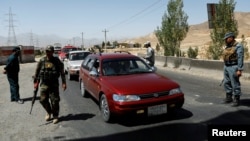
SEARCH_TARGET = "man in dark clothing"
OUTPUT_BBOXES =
[3,46,24,104]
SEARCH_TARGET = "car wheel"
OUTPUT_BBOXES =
[80,80,87,97]
[100,94,112,122]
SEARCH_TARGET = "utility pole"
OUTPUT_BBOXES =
[30,30,34,46]
[81,32,84,50]
[6,7,18,46]
[102,29,108,52]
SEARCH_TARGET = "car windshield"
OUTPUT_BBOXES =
[69,52,89,61]
[102,58,153,76]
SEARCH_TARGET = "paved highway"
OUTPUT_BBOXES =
[0,61,250,141]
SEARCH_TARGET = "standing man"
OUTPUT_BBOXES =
[34,45,67,124]
[222,32,244,107]
[144,41,155,67]
[3,46,24,104]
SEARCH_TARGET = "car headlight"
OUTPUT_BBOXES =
[113,94,140,102]
[169,88,182,95]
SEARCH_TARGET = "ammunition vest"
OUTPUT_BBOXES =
[222,42,238,62]
[39,57,61,82]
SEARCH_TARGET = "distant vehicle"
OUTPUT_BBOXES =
[59,45,79,61]
[53,46,61,57]
[64,50,90,80]
[79,51,185,122]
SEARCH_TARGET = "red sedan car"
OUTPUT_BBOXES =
[79,51,184,122]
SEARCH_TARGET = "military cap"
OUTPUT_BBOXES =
[45,45,54,52]
[223,32,235,40]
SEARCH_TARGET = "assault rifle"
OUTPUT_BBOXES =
[219,79,224,86]
[30,76,40,114]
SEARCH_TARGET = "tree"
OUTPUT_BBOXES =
[155,0,189,56]
[102,41,105,49]
[113,41,119,48]
[156,43,160,52]
[241,35,249,60]
[187,46,198,59]
[207,0,238,60]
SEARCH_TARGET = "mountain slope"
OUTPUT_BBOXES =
[125,12,250,49]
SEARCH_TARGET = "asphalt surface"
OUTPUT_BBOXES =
[1,59,250,141]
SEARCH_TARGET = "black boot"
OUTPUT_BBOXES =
[222,93,233,104]
[232,95,240,107]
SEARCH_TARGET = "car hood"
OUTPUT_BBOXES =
[68,60,83,66]
[101,73,180,94]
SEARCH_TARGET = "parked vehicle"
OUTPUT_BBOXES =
[64,50,90,80]
[79,51,184,122]
[53,46,61,57]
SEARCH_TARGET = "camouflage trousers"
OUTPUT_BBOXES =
[39,83,60,117]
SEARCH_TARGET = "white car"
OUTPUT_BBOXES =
[64,50,90,80]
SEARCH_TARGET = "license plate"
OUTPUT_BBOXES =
[148,104,167,116]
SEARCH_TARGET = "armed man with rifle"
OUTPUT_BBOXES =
[221,32,244,107]
[33,45,67,124]
[30,76,40,114]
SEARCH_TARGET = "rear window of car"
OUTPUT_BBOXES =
[69,52,90,61]
[102,58,152,76]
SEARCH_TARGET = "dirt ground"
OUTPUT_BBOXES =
[0,61,81,141]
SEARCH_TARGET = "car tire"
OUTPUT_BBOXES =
[100,94,112,122]
[80,80,88,97]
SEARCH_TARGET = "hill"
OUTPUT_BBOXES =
[124,12,250,52]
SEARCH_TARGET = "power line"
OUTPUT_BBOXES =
[107,0,164,31]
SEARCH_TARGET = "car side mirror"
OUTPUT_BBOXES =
[151,66,157,72]
[89,70,98,77]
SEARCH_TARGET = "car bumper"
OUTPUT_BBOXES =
[109,94,184,116]
[68,69,80,75]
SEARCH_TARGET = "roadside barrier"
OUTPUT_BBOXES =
[138,53,250,80]
[0,46,35,65]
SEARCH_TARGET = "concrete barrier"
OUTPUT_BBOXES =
[138,53,250,80]
[0,46,35,65]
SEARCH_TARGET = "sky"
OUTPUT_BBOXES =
[0,0,249,46]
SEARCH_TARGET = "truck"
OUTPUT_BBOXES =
[58,45,80,61]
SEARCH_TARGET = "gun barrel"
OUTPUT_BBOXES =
[29,105,33,114]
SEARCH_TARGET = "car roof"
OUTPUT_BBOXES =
[89,52,137,60]
[69,50,90,54]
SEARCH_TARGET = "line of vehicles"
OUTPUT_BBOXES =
[55,45,185,123]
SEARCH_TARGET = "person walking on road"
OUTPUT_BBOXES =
[3,46,24,104]
[144,41,155,67]
[33,45,67,124]
[222,32,244,107]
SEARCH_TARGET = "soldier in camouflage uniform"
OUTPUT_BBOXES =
[222,32,244,107]
[34,45,67,124]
